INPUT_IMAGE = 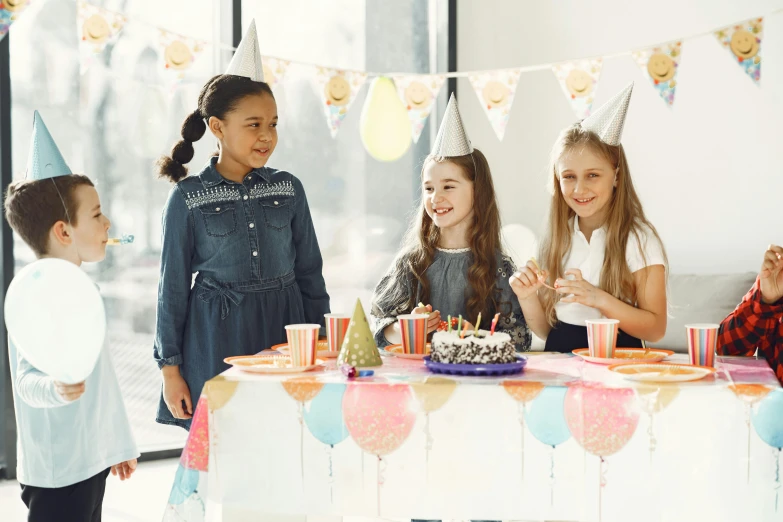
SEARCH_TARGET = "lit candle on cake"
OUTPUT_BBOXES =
[490,313,500,335]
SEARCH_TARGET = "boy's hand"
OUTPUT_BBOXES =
[162,367,193,419]
[54,381,85,402]
[111,459,137,481]
[760,244,783,304]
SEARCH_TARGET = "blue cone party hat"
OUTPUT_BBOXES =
[25,111,72,181]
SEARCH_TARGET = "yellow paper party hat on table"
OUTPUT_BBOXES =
[337,299,383,368]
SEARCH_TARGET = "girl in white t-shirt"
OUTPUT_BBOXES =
[510,83,668,352]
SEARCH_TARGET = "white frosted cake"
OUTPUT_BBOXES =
[430,329,516,364]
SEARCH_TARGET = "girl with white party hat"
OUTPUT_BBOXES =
[154,20,330,430]
[510,83,669,353]
[371,94,531,355]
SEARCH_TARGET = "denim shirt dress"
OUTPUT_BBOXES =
[154,157,330,429]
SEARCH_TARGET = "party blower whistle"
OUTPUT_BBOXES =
[107,234,135,246]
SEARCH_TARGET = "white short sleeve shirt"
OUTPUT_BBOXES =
[555,217,665,326]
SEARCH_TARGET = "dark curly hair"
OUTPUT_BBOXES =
[155,74,274,183]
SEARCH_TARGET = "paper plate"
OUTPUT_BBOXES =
[385,343,431,360]
[573,348,674,365]
[224,355,326,374]
[271,340,338,359]
[608,362,715,383]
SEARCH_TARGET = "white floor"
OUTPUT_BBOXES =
[0,459,556,521]
[0,458,181,522]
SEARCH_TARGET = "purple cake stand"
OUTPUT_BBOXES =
[423,355,527,376]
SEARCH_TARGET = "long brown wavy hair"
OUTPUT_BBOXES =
[539,124,668,326]
[375,148,506,322]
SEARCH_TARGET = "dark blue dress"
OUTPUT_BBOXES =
[153,157,330,429]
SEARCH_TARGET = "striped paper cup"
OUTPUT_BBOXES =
[585,318,620,358]
[686,324,719,368]
[324,314,351,353]
[284,324,320,367]
[398,314,428,355]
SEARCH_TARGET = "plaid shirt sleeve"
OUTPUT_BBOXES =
[718,277,783,383]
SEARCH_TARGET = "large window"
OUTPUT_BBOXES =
[3,0,448,456]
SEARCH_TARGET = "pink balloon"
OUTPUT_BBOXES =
[343,383,416,456]
[564,383,639,457]
[181,396,209,472]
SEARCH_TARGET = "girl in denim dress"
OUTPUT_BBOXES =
[153,22,330,430]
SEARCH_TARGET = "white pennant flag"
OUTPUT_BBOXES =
[468,69,522,141]
[314,67,367,138]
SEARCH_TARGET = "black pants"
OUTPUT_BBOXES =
[20,468,111,522]
[544,320,643,353]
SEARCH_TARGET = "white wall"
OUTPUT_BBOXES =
[458,0,783,274]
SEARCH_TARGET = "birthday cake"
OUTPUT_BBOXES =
[430,329,516,365]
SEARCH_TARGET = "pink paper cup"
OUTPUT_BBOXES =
[284,324,320,366]
[585,318,620,358]
[324,314,351,353]
[397,314,428,355]
[686,324,719,368]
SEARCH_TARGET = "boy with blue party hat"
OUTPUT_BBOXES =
[4,111,138,520]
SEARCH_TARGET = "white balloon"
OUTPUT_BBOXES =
[5,258,106,384]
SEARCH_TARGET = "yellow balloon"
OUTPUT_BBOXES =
[635,384,680,414]
[411,376,458,413]
[206,375,240,411]
[360,77,412,162]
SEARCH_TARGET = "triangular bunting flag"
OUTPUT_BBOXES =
[159,29,205,83]
[552,59,603,119]
[392,74,445,143]
[632,41,682,107]
[315,67,367,138]
[431,93,473,157]
[468,68,521,141]
[262,56,290,89]
[0,0,30,40]
[337,299,383,368]
[78,2,127,74]
[226,19,264,82]
[714,18,763,84]
[581,82,633,146]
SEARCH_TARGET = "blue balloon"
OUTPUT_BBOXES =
[524,386,571,447]
[168,464,200,505]
[752,388,783,449]
[304,383,349,447]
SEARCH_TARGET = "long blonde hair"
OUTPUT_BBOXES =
[374,148,507,321]
[539,123,668,326]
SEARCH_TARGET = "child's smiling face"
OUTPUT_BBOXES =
[422,159,474,232]
[212,92,278,171]
[557,145,616,224]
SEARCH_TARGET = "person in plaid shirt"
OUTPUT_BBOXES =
[718,244,783,385]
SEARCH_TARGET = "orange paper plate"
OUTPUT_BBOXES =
[573,348,674,365]
[608,362,716,383]
[224,355,326,374]
[385,343,431,360]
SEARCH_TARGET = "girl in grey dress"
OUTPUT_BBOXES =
[371,147,531,356]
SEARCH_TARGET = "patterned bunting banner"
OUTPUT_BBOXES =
[262,56,290,90]
[0,0,30,40]
[315,67,367,138]
[392,74,445,143]
[552,58,603,119]
[78,1,127,74]
[633,41,682,107]
[468,68,522,141]
[715,18,763,84]
[159,29,206,83]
